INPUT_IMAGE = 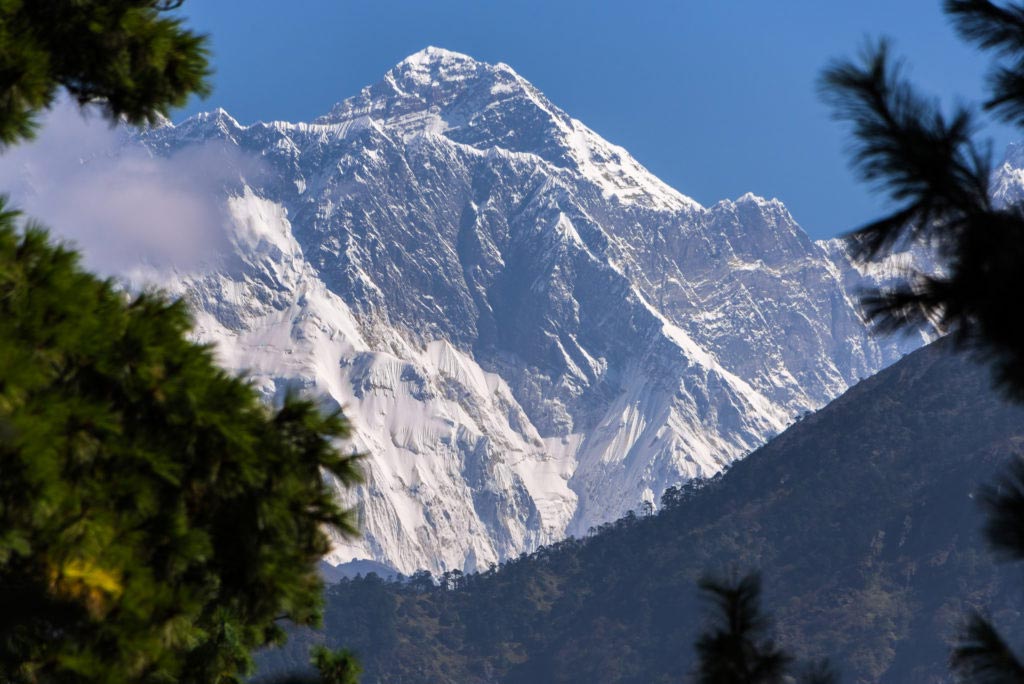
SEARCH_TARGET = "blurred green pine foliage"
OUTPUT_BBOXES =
[0,3,364,682]
[0,0,210,146]
[0,210,362,682]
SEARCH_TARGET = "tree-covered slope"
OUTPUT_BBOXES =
[261,341,1024,683]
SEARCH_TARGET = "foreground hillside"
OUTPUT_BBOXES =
[260,341,1024,683]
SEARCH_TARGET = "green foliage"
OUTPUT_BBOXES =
[310,646,362,684]
[0,204,362,683]
[261,647,363,684]
[0,0,211,145]
[0,2,364,681]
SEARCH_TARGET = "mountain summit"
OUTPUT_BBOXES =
[316,46,699,211]
[137,49,935,573]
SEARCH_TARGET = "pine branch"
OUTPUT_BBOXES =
[819,41,991,261]
[947,1,1024,125]
[946,0,1024,55]
[695,572,792,684]
[819,37,1024,399]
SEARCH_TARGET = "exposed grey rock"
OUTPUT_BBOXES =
[132,47,934,573]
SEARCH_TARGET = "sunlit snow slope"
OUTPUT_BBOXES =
[136,47,932,574]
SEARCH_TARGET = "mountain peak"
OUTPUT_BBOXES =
[308,49,699,211]
[379,46,516,101]
[390,46,520,82]
[167,48,700,212]
[314,47,522,128]
[395,46,481,70]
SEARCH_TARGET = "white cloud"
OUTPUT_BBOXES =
[0,101,257,279]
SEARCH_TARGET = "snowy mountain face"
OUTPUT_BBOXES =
[134,47,929,574]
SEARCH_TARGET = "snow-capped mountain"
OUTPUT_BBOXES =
[134,47,929,574]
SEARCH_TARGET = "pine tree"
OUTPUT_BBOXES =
[0,210,362,682]
[310,647,363,684]
[263,647,363,684]
[693,573,792,684]
[0,3,363,682]
[0,0,210,145]
[692,573,841,683]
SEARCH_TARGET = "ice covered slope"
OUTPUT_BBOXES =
[137,47,921,573]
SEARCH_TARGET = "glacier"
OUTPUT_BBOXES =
[109,46,952,574]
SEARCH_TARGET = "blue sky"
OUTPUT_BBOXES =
[178,1,1015,240]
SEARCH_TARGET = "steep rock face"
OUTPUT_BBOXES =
[137,47,923,573]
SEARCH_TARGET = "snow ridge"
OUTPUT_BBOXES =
[135,48,934,574]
